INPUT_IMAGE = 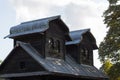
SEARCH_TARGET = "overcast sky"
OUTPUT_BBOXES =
[0,0,108,68]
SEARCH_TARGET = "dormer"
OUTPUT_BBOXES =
[1,17,109,80]
[5,15,70,59]
[66,29,98,65]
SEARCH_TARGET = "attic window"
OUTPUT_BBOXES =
[48,38,54,50]
[46,37,62,59]
[19,61,26,70]
[55,40,60,53]
[80,48,89,65]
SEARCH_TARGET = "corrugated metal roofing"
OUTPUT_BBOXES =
[7,42,107,79]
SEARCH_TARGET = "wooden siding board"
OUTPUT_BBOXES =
[45,22,66,60]
[0,46,46,74]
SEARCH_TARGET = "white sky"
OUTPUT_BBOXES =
[0,0,108,68]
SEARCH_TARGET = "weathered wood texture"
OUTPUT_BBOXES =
[0,47,45,74]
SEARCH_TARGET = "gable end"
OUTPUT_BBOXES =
[0,46,46,74]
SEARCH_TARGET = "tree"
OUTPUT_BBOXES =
[100,61,120,80]
[108,62,120,80]
[100,59,112,74]
[99,0,120,63]
[99,0,120,80]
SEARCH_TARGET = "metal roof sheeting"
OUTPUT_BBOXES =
[70,29,90,41]
[2,42,107,79]
[66,29,98,49]
[0,42,108,79]
[4,15,69,38]
[66,29,90,45]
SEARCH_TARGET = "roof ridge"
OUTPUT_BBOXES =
[70,28,90,33]
[21,15,60,24]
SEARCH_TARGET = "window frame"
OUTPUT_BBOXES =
[46,37,63,59]
[19,61,26,70]
[80,48,90,65]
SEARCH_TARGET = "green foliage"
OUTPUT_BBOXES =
[108,62,120,80]
[99,0,120,80]
[100,60,120,80]
[100,59,112,74]
[99,0,120,63]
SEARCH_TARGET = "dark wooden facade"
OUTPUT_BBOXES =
[0,16,109,80]
[66,29,98,66]
[0,45,47,74]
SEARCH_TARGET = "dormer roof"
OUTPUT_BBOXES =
[66,29,98,49]
[5,15,70,39]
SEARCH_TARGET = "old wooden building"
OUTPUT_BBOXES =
[0,16,109,80]
[66,29,98,65]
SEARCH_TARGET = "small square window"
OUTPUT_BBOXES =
[19,61,26,70]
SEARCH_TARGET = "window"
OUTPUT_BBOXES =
[46,38,62,59]
[80,48,89,65]
[54,40,60,53]
[19,61,26,70]
[48,38,54,50]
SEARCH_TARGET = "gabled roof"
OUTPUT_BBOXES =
[5,15,69,39]
[70,29,90,41]
[66,29,98,49]
[0,42,107,79]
